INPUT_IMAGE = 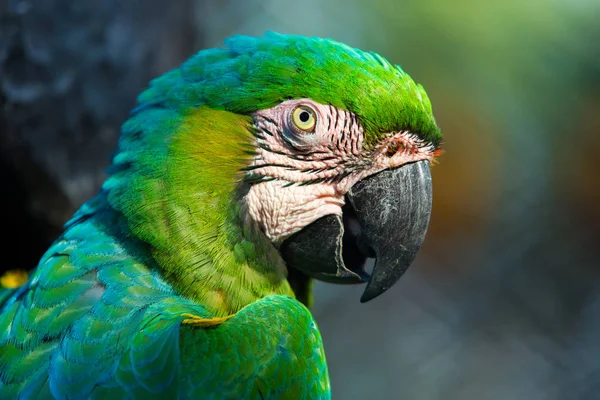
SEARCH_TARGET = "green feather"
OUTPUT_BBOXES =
[0,32,442,399]
[138,31,441,148]
[105,106,294,315]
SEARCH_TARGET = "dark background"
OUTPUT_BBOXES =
[1,1,599,399]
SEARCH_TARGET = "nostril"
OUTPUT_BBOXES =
[386,142,399,157]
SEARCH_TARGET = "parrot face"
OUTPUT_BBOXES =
[244,98,437,302]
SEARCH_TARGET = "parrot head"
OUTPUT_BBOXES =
[232,33,441,302]
[110,32,442,308]
[250,99,437,302]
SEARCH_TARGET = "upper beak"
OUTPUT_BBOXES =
[280,160,433,302]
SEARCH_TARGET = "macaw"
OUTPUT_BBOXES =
[0,32,442,399]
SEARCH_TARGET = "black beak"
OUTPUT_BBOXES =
[280,161,433,302]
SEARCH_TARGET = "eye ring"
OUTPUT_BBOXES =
[291,105,317,133]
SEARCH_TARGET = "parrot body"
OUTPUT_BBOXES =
[0,197,327,399]
[0,32,441,399]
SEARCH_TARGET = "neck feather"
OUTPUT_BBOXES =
[105,107,293,315]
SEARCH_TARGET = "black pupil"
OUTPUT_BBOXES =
[299,111,310,123]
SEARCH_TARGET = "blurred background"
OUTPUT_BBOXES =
[1,0,599,398]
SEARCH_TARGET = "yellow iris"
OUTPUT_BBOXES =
[291,106,317,132]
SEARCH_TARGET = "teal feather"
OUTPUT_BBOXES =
[1,205,329,398]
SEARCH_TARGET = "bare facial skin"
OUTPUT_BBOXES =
[244,99,435,244]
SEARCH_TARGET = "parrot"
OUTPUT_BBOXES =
[0,32,442,399]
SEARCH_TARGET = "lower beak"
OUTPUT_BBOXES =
[280,161,433,302]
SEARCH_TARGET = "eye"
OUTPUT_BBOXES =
[291,106,317,133]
